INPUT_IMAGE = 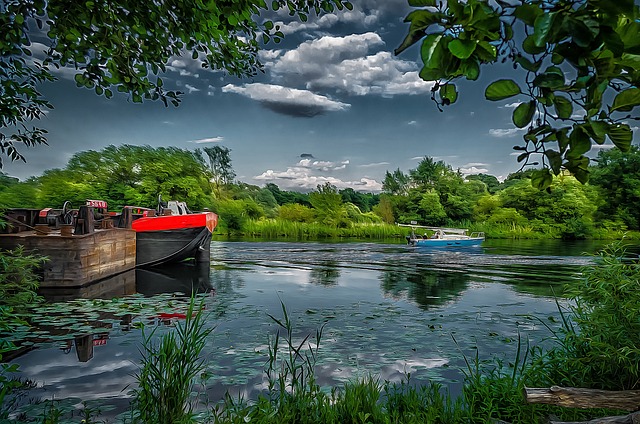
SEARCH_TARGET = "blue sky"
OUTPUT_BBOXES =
[4,0,624,191]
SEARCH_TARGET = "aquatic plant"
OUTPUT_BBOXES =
[131,296,213,424]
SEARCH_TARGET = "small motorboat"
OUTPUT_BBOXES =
[398,223,484,248]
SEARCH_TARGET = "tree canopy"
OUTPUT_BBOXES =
[0,0,352,167]
[397,0,639,188]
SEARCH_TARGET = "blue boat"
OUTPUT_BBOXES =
[399,224,484,248]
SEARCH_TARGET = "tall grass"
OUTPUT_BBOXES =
[131,297,213,424]
[239,219,404,240]
[529,241,640,390]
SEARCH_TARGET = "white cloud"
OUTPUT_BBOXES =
[252,155,381,191]
[359,162,390,168]
[502,102,522,109]
[297,158,350,171]
[407,120,417,126]
[459,165,489,175]
[268,33,433,97]
[222,83,350,117]
[489,128,523,138]
[253,168,382,192]
[189,136,224,144]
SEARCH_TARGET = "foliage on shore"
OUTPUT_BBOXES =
[3,145,640,241]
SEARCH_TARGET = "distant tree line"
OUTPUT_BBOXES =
[1,144,639,239]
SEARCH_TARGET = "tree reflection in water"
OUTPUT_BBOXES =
[309,260,340,286]
[380,265,469,309]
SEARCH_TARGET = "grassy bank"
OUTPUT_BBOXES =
[215,218,640,241]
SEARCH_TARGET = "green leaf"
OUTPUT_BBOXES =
[531,169,553,190]
[513,3,543,27]
[395,10,443,55]
[607,124,632,151]
[522,35,546,55]
[533,13,554,47]
[533,70,565,89]
[589,120,609,144]
[440,83,458,104]
[568,126,591,157]
[460,59,480,80]
[611,88,640,112]
[512,101,536,128]
[553,96,573,119]
[515,56,541,72]
[545,150,562,174]
[485,79,521,101]
[420,34,444,68]
[474,41,497,62]
[448,39,476,59]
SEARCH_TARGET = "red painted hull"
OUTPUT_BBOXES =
[131,211,217,233]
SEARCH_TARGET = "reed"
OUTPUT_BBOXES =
[131,297,213,424]
[240,219,404,240]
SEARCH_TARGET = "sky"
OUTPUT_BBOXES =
[3,0,628,191]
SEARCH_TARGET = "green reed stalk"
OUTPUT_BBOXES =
[132,297,212,424]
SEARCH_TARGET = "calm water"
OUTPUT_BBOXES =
[8,239,618,416]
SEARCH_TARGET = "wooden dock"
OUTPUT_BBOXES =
[0,228,136,288]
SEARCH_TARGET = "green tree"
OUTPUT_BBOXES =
[409,157,451,189]
[202,146,236,197]
[499,175,598,238]
[466,173,501,194]
[382,168,411,195]
[373,195,395,224]
[1,0,352,168]
[589,146,640,230]
[397,0,639,188]
[309,183,348,227]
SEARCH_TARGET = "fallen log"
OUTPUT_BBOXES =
[549,410,640,424]
[524,386,640,411]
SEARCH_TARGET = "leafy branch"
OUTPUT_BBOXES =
[397,0,639,189]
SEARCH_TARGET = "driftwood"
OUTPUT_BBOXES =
[548,411,640,424]
[525,386,640,412]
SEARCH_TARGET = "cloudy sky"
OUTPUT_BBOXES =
[3,0,624,191]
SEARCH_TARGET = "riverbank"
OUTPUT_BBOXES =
[216,218,640,241]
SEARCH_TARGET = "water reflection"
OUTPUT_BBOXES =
[309,260,341,286]
[10,239,610,417]
[135,261,212,296]
[380,265,469,309]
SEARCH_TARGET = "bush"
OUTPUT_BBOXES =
[532,241,640,390]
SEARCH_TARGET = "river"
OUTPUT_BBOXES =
[6,239,619,418]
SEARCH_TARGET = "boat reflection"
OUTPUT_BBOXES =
[14,262,213,364]
[135,261,212,296]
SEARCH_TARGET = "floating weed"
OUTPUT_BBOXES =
[1,294,208,351]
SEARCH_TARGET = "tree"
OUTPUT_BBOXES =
[201,146,236,197]
[382,168,411,195]
[397,0,639,188]
[589,146,640,230]
[466,173,501,194]
[0,0,353,167]
[409,157,451,189]
[308,183,348,227]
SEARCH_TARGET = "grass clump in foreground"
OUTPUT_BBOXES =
[130,297,213,424]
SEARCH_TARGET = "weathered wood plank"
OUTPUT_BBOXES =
[549,411,640,424]
[525,386,640,412]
